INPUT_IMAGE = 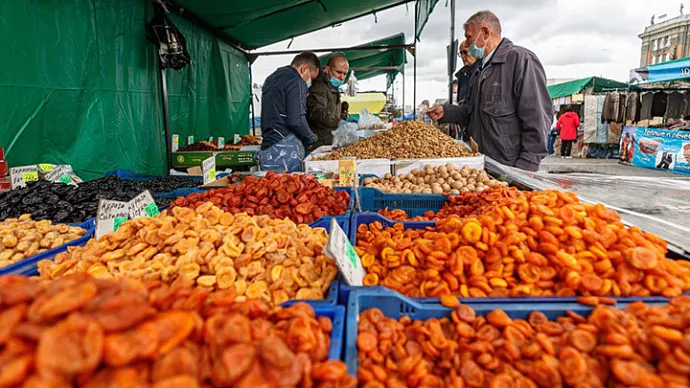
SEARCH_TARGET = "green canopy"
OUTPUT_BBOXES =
[173,0,438,49]
[319,34,408,89]
[547,77,630,99]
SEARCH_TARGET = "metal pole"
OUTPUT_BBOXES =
[249,63,257,136]
[402,70,406,121]
[158,65,172,173]
[449,0,456,103]
[413,1,418,117]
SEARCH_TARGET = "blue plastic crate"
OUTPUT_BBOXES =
[342,212,684,305]
[344,288,665,377]
[358,186,448,217]
[311,304,346,361]
[339,213,435,304]
[0,219,95,276]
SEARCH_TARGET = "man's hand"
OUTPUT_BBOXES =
[427,105,445,121]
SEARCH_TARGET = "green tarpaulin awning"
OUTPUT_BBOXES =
[173,0,439,49]
[319,34,408,89]
[547,77,631,99]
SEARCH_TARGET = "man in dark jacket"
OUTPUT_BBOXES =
[257,52,320,172]
[307,54,350,147]
[453,39,481,139]
[429,11,551,172]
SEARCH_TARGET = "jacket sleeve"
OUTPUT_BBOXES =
[575,116,581,128]
[307,84,341,129]
[513,53,550,171]
[439,103,471,127]
[286,77,318,145]
[556,117,563,131]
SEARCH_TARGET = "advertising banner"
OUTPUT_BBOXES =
[626,126,690,175]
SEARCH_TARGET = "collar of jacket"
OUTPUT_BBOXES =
[455,60,481,79]
[484,38,512,67]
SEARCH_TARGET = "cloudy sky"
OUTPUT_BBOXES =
[252,0,685,109]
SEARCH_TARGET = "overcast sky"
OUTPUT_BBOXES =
[251,0,685,109]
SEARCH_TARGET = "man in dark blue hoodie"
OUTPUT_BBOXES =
[257,52,320,172]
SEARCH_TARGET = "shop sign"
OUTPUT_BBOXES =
[624,126,690,175]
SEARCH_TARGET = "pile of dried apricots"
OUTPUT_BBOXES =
[0,273,354,387]
[38,204,337,305]
[356,187,690,298]
[170,172,350,225]
[357,297,690,387]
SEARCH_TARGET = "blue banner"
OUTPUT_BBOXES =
[628,126,690,175]
[647,59,690,83]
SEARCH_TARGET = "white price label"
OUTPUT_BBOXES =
[202,156,216,185]
[323,219,365,286]
[172,134,179,152]
[234,134,241,144]
[209,136,214,142]
[188,135,195,145]
[95,199,129,239]
[217,137,225,149]
[46,166,78,185]
[10,165,38,189]
[128,190,159,219]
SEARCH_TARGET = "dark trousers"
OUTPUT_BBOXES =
[561,140,573,157]
[547,135,556,155]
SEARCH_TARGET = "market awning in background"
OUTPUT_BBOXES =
[629,56,690,84]
[319,34,408,89]
[172,0,439,50]
[547,77,631,99]
[342,92,387,115]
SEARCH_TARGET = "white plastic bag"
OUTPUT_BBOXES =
[357,109,386,130]
[332,122,359,148]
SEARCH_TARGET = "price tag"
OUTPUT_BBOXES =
[46,166,78,185]
[38,164,54,173]
[202,156,216,185]
[10,165,38,189]
[188,135,195,145]
[172,134,179,152]
[323,219,365,286]
[95,199,129,239]
[217,137,225,149]
[234,134,241,144]
[128,190,158,219]
[209,136,214,142]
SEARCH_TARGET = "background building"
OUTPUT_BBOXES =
[639,6,690,66]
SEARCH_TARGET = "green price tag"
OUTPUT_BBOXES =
[58,174,74,185]
[113,217,127,231]
[39,164,53,172]
[23,172,38,182]
[346,243,358,268]
[145,202,160,217]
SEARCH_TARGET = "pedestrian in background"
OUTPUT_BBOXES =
[548,110,558,155]
[556,106,580,159]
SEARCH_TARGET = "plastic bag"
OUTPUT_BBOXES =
[254,135,305,172]
[357,109,386,130]
[331,122,359,148]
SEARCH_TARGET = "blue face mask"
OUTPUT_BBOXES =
[305,78,312,88]
[330,76,344,88]
[468,33,487,60]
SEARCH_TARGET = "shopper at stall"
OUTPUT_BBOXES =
[257,51,320,172]
[557,106,580,159]
[456,40,480,105]
[307,54,350,147]
[427,10,551,172]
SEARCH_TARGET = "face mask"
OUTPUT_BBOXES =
[305,78,312,88]
[330,76,344,88]
[468,31,487,59]
[301,68,312,88]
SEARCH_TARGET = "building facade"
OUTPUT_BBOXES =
[639,12,690,67]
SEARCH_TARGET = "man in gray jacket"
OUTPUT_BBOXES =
[428,11,551,172]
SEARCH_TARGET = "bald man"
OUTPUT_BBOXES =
[307,54,350,147]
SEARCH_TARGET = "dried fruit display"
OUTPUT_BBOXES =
[0,215,86,269]
[0,177,196,223]
[364,165,505,195]
[319,121,477,160]
[0,273,354,387]
[170,172,350,225]
[356,189,690,298]
[358,298,690,387]
[38,204,337,305]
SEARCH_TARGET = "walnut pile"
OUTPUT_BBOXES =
[320,121,478,160]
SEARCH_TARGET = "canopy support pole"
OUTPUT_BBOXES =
[158,65,172,174]
[448,0,456,103]
[249,63,257,136]
[402,70,406,121]
[413,2,418,116]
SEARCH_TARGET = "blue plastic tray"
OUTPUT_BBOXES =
[344,288,665,377]
[342,212,684,305]
[358,186,448,217]
[0,219,95,276]
[312,304,346,361]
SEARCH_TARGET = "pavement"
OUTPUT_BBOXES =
[540,155,690,178]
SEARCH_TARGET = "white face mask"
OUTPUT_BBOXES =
[301,67,312,88]
[305,78,312,88]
